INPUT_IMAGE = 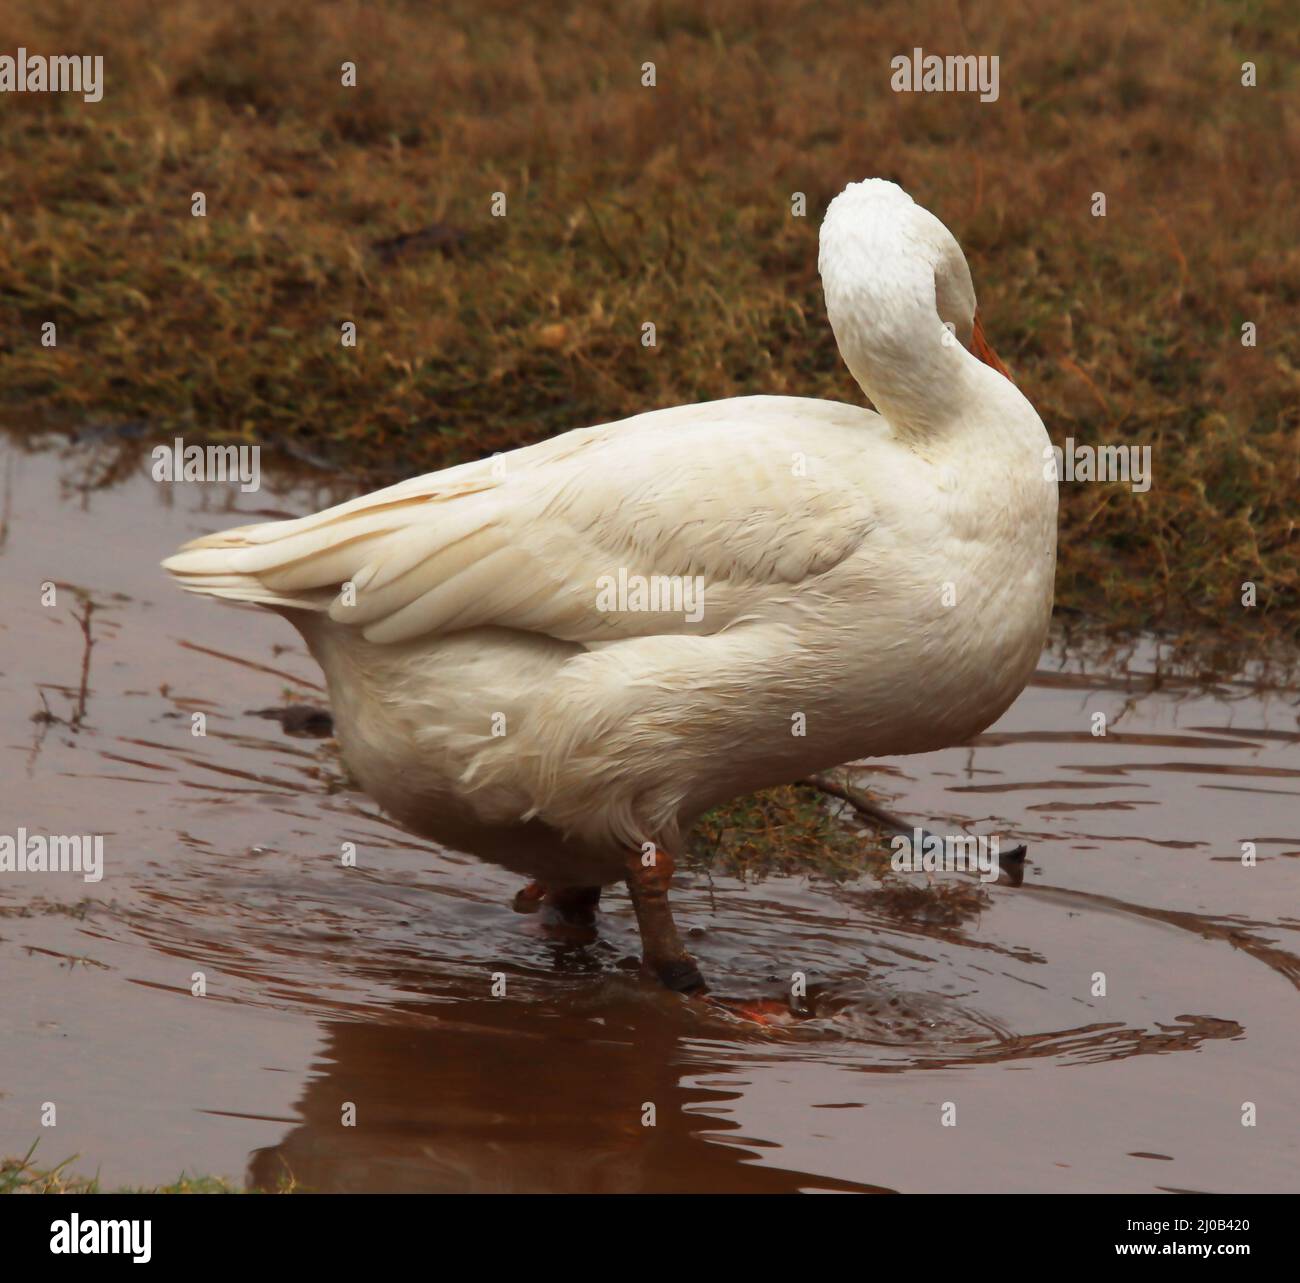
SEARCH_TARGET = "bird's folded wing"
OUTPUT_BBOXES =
[163,412,875,645]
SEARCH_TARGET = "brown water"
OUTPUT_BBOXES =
[1,432,1297,1193]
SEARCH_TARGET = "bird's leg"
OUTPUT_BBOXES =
[511,881,601,926]
[543,884,602,926]
[624,848,706,994]
[511,881,547,913]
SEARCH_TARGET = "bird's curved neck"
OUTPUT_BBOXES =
[825,281,975,451]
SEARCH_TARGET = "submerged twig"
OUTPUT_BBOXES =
[803,772,914,835]
[802,770,1028,863]
[70,598,96,730]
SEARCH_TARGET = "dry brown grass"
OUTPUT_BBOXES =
[0,0,1296,650]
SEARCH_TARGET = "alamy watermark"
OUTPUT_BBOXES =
[890,828,1001,883]
[0,829,103,882]
[1045,439,1152,493]
[151,439,261,492]
[890,48,999,103]
[50,1216,150,1264]
[595,569,705,623]
[0,48,102,103]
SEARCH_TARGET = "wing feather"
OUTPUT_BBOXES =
[163,397,880,644]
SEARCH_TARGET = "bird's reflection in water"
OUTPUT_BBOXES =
[248,990,891,1194]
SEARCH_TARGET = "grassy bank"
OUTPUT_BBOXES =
[0,0,1296,648]
[0,1143,243,1193]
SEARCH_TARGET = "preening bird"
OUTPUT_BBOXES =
[164,179,1057,995]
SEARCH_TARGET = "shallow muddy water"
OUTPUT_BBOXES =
[1,432,1297,1193]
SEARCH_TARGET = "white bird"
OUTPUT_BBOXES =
[164,178,1057,994]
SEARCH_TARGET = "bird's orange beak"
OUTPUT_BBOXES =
[971,309,1012,380]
